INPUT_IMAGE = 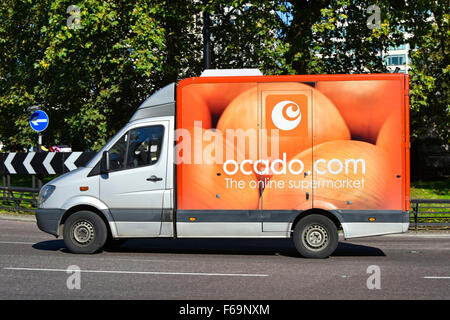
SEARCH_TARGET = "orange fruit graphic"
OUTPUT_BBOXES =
[262,140,396,210]
[216,82,350,182]
[177,128,260,210]
[376,113,403,209]
[316,80,401,144]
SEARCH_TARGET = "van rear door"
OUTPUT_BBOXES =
[259,82,314,233]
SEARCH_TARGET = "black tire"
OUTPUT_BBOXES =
[63,211,108,254]
[292,214,338,258]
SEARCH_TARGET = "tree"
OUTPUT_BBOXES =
[0,0,447,152]
[205,0,289,74]
[0,0,198,151]
[279,0,448,146]
[403,0,449,146]
[280,0,407,74]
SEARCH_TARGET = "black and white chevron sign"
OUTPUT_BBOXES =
[0,152,96,175]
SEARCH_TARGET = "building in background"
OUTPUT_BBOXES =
[383,43,410,73]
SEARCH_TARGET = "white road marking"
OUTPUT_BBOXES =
[423,276,450,279]
[108,258,176,263]
[0,241,36,245]
[384,234,450,238]
[3,267,269,277]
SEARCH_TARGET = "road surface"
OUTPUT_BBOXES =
[0,218,449,300]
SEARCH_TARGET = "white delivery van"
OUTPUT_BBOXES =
[36,69,410,258]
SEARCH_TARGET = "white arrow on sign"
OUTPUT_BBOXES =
[43,152,56,174]
[31,119,48,126]
[64,152,82,171]
[23,152,36,174]
[5,153,16,174]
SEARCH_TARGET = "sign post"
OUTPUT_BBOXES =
[29,110,49,132]
[29,110,49,151]
[29,109,49,188]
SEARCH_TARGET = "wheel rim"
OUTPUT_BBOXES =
[301,224,329,251]
[71,220,95,246]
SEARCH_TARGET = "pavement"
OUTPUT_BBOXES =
[0,215,449,300]
[0,212,36,222]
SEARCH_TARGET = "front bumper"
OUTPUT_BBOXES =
[35,208,65,237]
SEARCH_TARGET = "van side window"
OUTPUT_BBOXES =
[126,125,164,169]
[109,133,128,171]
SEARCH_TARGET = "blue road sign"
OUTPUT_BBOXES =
[29,110,49,132]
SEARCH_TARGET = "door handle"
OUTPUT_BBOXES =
[147,175,163,182]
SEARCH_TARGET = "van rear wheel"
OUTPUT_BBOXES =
[293,214,338,258]
[63,211,107,254]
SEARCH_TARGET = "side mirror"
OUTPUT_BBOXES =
[100,151,110,174]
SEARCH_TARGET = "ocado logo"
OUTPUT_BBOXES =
[271,100,302,131]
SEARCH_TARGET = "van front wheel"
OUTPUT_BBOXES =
[63,211,107,254]
[293,214,338,258]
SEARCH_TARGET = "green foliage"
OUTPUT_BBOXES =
[0,0,448,151]
[308,0,403,73]
[404,0,449,145]
[411,179,450,199]
[0,0,198,151]
[205,0,289,74]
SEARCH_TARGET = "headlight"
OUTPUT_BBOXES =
[38,185,56,207]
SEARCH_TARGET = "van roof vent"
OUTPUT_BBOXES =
[200,69,263,77]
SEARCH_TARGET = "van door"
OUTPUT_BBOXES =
[259,82,313,233]
[100,121,169,237]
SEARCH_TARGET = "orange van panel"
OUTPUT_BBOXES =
[176,74,409,212]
